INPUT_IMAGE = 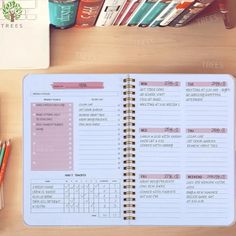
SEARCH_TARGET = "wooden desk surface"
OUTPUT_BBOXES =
[0,12,236,236]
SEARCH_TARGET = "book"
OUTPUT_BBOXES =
[119,0,144,25]
[159,0,194,26]
[49,0,79,29]
[76,0,104,27]
[23,73,235,226]
[95,0,126,26]
[113,0,134,25]
[0,0,49,69]
[150,0,183,27]
[138,0,172,27]
[169,0,216,27]
[127,0,159,26]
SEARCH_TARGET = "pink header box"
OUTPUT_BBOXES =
[52,82,104,89]
[140,174,181,180]
[140,81,181,87]
[186,174,227,180]
[140,128,181,133]
[186,128,227,133]
[186,81,227,87]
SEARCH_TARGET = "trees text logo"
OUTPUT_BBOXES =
[2,0,22,22]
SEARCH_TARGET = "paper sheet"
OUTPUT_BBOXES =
[0,0,49,69]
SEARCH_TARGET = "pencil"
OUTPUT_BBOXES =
[217,0,233,29]
[0,183,4,210]
[0,140,11,185]
[0,142,6,168]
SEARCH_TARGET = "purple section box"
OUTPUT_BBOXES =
[31,103,73,171]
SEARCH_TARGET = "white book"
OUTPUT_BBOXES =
[149,0,181,27]
[0,0,49,69]
[160,0,194,26]
[96,0,127,26]
[24,73,235,226]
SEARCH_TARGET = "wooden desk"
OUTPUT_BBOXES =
[0,11,236,236]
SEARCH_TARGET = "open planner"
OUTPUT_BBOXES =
[23,74,235,226]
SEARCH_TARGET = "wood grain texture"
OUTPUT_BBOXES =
[0,11,236,236]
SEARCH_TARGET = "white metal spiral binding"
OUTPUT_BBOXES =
[123,76,136,220]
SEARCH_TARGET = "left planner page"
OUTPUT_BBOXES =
[0,0,49,69]
[23,74,126,226]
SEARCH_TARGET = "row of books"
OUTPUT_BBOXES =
[49,0,231,29]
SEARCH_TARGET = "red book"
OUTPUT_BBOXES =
[119,0,142,26]
[76,0,105,27]
[113,0,131,25]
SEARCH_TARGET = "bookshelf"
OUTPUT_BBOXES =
[0,1,236,236]
[50,14,236,75]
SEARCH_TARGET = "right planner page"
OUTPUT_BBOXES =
[133,74,235,226]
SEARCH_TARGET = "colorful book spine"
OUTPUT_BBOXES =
[128,0,159,26]
[113,0,134,25]
[49,0,79,29]
[169,0,216,27]
[119,0,144,25]
[95,0,127,26]
[160,0,194,26]
[150,0,182,27]
[76,0,105,27]
[138,0,172,27]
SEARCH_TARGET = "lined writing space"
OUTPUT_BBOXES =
[134,79,184,224]
[136,174,182,220]
[138,81,182,126]
[183,80,234,224]
[136,81,183,173]
[133,75,234,225]
[76,96,122,171]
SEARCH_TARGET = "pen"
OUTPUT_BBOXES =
[0,140,11,185]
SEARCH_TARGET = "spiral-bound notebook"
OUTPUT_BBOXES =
[23,74,235,226]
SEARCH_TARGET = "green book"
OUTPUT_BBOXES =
[139,0,171,27]
[128,0,158,26]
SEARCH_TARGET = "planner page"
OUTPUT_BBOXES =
[0,0,49,69]
[133,74,235,226]
[23,74,127,226]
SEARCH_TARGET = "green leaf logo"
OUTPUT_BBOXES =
[2,0,23,22]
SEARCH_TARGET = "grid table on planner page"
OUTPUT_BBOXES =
[30,180,121,218]
[0,0,38,20]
